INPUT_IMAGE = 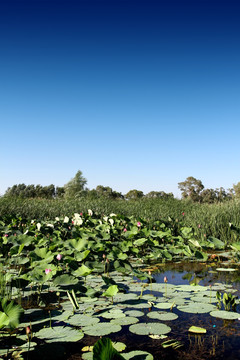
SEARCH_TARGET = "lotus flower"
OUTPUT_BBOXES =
[137,221,141,227]
[56,254,62,261]
[164,276,168,283]
[123,228,127,232]
[45,269,52,275]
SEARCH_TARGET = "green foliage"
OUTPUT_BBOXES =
[178,176,204,202]
[64,170,87,199]
[93,338,125,360]
[125,189,144,200]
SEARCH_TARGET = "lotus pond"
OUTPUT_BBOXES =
[1,212,240,359]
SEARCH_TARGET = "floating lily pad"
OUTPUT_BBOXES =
[111,316,139,326]
[124,310,144,317]
[82,322,122,336]
[101,309,125,319]
[67,314,100,326]
[210,310,240,320]
[129,322,171,336]
[122,350,154,359]
[178,303,216,314]
[36,326,84,342]
[155,302,174,310]
[147,311,178,321]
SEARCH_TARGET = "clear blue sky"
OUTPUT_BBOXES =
[1,0,240,197]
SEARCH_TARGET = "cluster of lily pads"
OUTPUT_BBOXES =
[0,211,240,359]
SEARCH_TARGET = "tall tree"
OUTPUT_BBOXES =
[125,189,144,200]
[64,170,87,199]
[178,176,204,202]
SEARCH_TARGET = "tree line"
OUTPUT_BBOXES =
[3,171,240,203]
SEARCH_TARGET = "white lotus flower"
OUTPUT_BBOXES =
[64,216,69,223]
[37,223,41,231]
[88,209,93,216]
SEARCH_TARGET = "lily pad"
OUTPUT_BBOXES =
[129,322,171,336]
[155,302,174,310]
[124,310,144,317]
[178,303,216,314]
[67,314,100,326]
[35,326,84,342]
[210,310,240,320]
[82,322,122,336]
[147,311,178,321]
[122,351,154,359]
[111,316,139,326]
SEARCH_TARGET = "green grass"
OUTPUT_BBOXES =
[1,197,240,243]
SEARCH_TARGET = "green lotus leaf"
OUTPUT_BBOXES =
[73,264,93,277]
[178,303,216,313]
[129,322,171,336]
[147,311,178,321]
[67,314,100,326]
[124,310,144,317]
[189,326,207,334]
[66,238,87,251]
[111,316,139,326]
[122,351,154,360]
[103,285,119,297]
[133,238,148,247]
[53,274,78,286]
[207,236,225,249]
[74,250,90,262]
[82,322,122,336]
[210,310,240,320]
[36,326,84,342]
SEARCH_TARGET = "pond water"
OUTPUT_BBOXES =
[60,262,240,360]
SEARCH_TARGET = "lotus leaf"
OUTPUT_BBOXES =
[129,322,171,335]
[73,264,93,277]
[53,274,78,286]
[36,326,84,342]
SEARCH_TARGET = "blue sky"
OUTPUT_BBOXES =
[1,0,240,197]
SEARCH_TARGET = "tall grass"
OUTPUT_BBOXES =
[0,197,240,243]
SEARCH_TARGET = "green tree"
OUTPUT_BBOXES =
[64,170,87,199]
[145,191,174,199]
[233,182,240,198]
[125,189,144,200]
[178,176,204,202]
